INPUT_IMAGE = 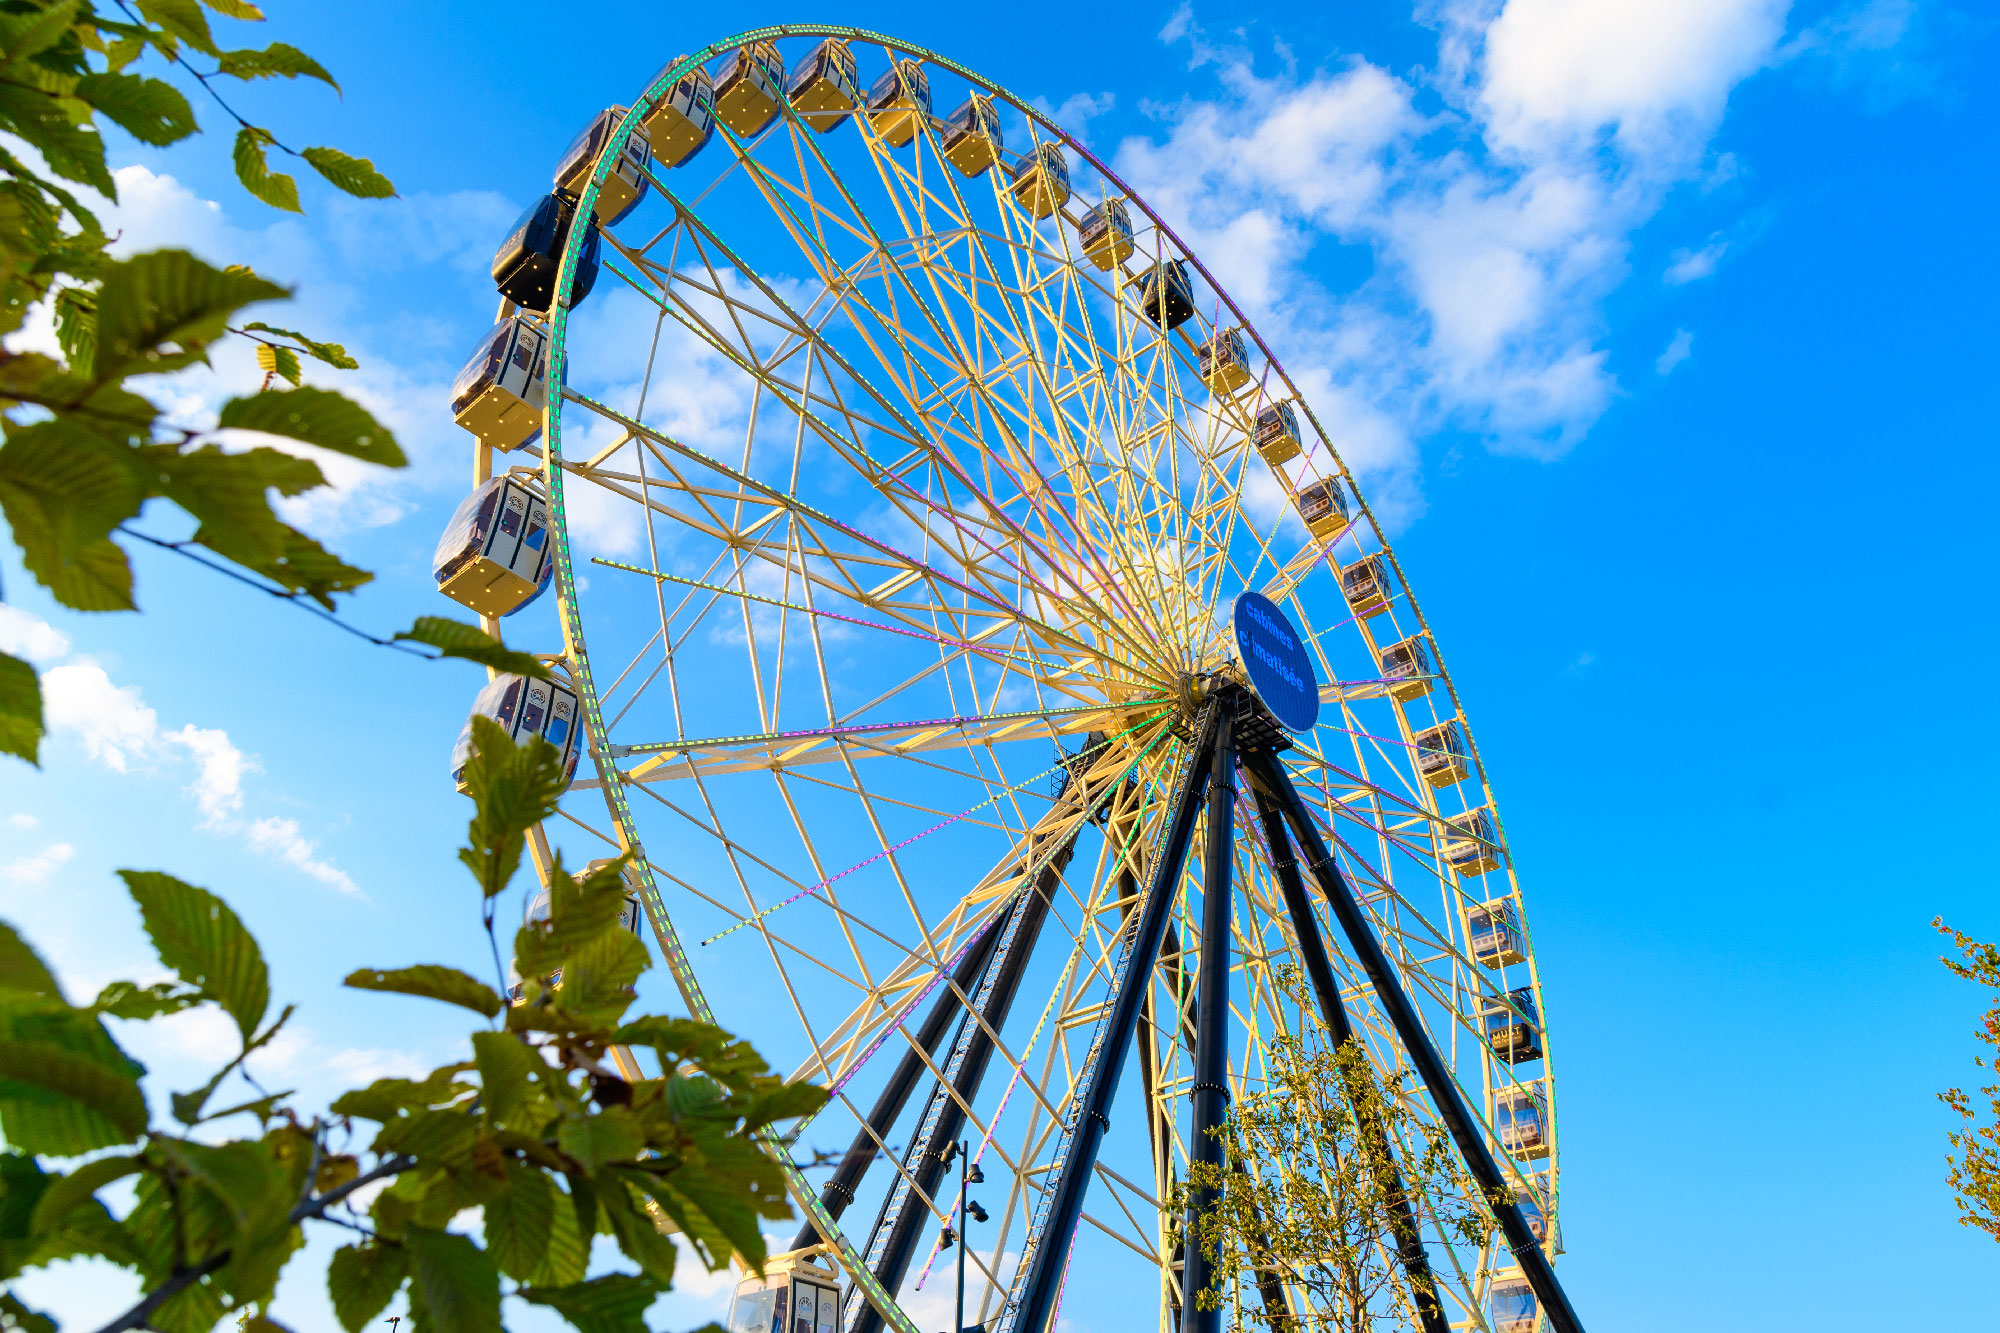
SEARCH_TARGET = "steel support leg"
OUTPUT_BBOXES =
[1251,787,1449,1333]
[851,834,1078,1333]
[792,912,1010,1252]
[1181,713,1237,1333]
[1002,705,1223,1333]
[1241,749,1586,1333]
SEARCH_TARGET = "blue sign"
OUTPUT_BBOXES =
[1233,592,1320,733]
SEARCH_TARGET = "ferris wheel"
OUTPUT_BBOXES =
[435,26,1583,1333]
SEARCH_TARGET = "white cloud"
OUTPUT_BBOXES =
[2,842,73,887]
[1476,0,1789,158]
[0,604,71,664]
[1103,0,1823,486]
[246,816,360,897]
[18,606,356,894]
[1665,236,1730,284]
[1656,328,1694,375]
[7,814,38,830]
[42,661,163,772]
[170,723,253,824]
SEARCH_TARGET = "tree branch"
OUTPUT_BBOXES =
[91,1153,416,1333]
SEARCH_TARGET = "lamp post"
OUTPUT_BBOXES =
[942,1140,987,1333]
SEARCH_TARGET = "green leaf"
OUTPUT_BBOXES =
[136,0,220,56]
[514,858,630,983]
[29,1153,143,1231]
[403,1226,501,1333]
[232,125,299,212]
[0,2,83,73]
[260,341,301,384]
[0,418,145,611]
[345,965,502,1020]
[94,248,288,377]
[596,1175,677,1286]
[470,1030,533,1129]
[481,1157,553,1280]
[301,145,394,199]
[457,717,567,900]
[216,42,335,88]
[90,979,199,1020]
[557,1107,643,1173]
[0,84,113,197]
[0,653,41,765]
[372,1108,477,1167]
[52,285,95,371]
[151,442,324,571]
[74,73,196,147]
[0,921,62,999]
[330,1068,471,1123]
[216,523,372,610]
[519,1275,660,1333]
[328,1242,408,1333]
[151,1136,290,1236]
[202,0,267,19]
[217,384,404,466]
[240,321,357,369]
[551,927,648,1024]
[524,1176,588,1287]
[0,1039,147,1144]
[119,869,270,1042]
[395,618,553,681]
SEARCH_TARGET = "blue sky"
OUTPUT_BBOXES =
[3,0,1997,1329]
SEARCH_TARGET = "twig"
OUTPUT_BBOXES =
[118,527,435,659]
[105,0,313,158]
[92,1153,416,1333]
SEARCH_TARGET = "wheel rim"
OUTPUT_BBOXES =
[515,27,1558,1333]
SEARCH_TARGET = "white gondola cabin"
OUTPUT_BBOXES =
[1468,897,1526,968]
[433,477,553,618]
[1198,328,1251,394]
[1494,1081,1551,1160]
[492,191,601,314]
[1413,719,1468,788]
[1340,553,1392,618]
[727,1250,843,1333]
[942,94,1004,176]
[451,315,548,452]
[510,861,643,1002]
[1378,633,1432,703]
[582,858,646,938]
[450,673,582,793]
[1482,985,1542,1063]
[1515,1176,1561,1252]
[1254,401,1302,466]
[714,41,786,138]
[509,883,557,1002]
[1297,477,1348,541]
[1443,805,1499,876]
[787,39,861,132]
[1490,1271,1537,1333]
[1077,198,1135,270]
[866,59,931,147]
[1009,143,1070,218]
[552,107,651,225]
[1134,259,1194,331]
[640,57,717,167]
